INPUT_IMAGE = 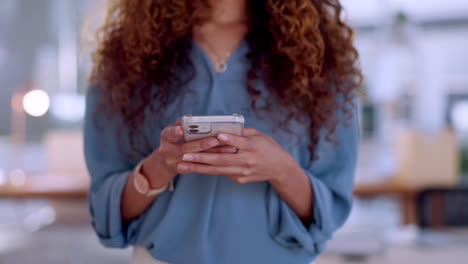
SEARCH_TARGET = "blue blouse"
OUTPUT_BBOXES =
[84,40,360,264]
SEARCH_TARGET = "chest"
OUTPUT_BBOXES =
[146,43,312,164]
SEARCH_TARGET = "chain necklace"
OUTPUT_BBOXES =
[197,33,234,73]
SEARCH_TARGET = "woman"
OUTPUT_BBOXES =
[84,0,362,263]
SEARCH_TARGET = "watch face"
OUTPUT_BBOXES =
[135,174,149,194]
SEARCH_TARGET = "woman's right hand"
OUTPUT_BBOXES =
[121,118,237,221]
[141,118,237,189]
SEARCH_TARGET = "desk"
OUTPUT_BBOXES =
[1,173,413,197]
[354,181,419,225]
[0,172,421,224]
[0,173,88,198]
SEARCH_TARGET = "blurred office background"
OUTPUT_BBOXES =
[1,0,468,263]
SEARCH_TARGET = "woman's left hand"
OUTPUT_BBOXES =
[176,128,302,184]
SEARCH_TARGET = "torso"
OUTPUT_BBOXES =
[132,33,315,264]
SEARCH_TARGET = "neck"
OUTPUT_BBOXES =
[209,0,249,25]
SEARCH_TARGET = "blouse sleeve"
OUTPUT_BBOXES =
[266,99,360,254]
[83,86,143,248]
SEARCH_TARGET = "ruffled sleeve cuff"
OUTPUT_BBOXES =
[266,170,351,254]
[89,170,143,248]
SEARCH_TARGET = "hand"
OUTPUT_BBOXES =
[176,128,302,184]
[142,118,238,188]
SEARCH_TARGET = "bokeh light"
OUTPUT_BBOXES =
[22,90,50,117]
[452,102,468,132]
[23,206,56,232]
[50,93,85,122]
[0,169,6,186]
[9,169,26,187]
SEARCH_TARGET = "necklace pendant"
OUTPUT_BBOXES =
[217,62,227,73]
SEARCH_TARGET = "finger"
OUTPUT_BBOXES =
[181,153,240,166]
[202,146,238,153]
[177,162,247,176]
[217,133,250,150]
[181,137,220,153]
[243,127,260,136]
[161,125,183,143]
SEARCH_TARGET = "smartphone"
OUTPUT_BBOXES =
[182,114,245,142]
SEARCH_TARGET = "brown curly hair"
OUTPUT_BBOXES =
[90,0,363,160]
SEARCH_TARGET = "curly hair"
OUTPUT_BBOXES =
[90,0,363,160]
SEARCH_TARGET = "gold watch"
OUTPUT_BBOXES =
[133,160,173,197]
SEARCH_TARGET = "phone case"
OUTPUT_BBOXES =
[182,114,245,142]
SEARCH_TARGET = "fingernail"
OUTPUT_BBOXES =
[176,126,183,135]
[182,154,193,161]
[178,164,189,171]
[218,134,228,141]
[208,139,219,147]
[238,178,246,184]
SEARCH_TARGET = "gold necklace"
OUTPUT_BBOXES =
[197,33,233,73]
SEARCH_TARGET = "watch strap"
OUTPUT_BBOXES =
[134,160,173,197]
